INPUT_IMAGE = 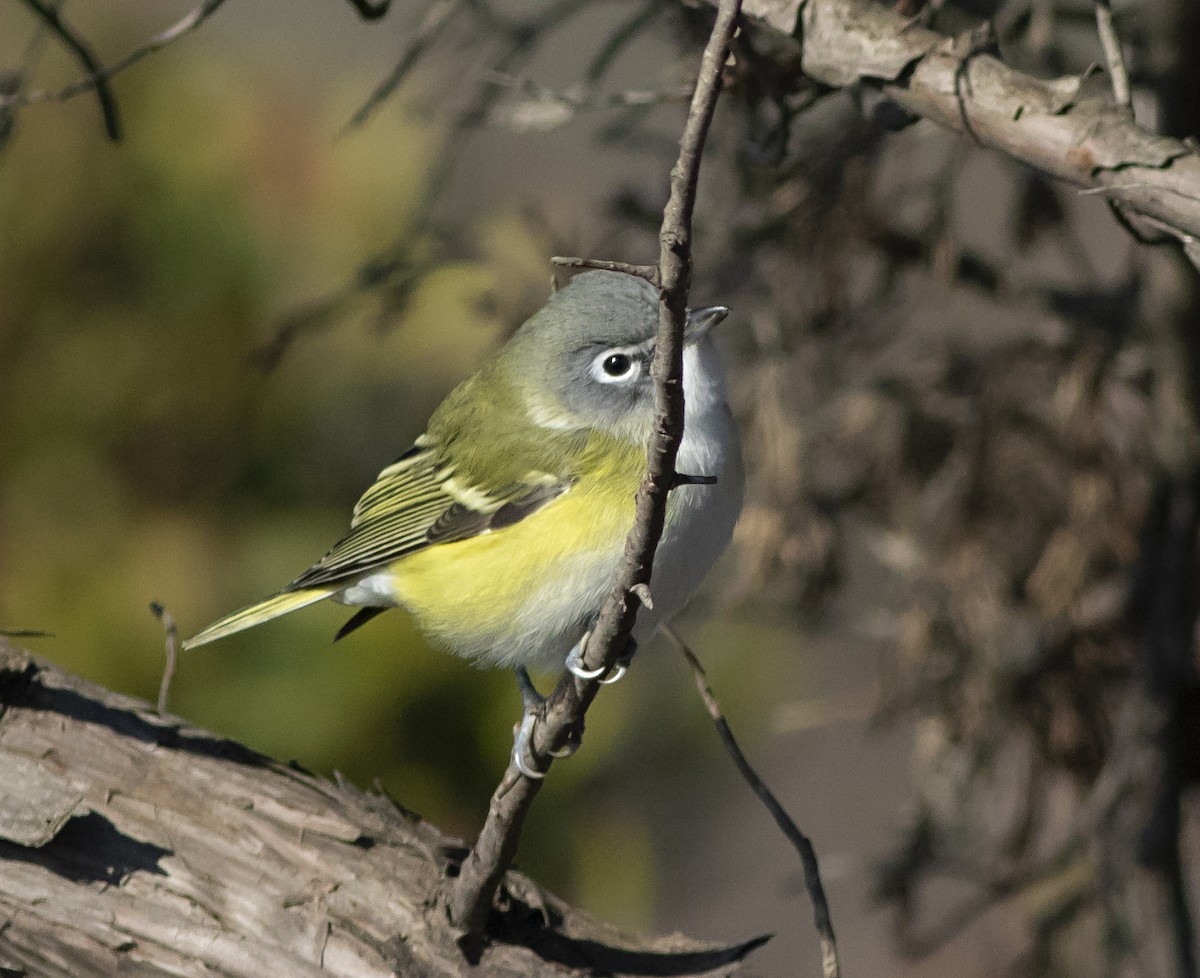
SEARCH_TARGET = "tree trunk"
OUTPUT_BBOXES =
[0,641,763,978]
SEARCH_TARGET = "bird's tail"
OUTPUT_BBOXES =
[182,589,335,650]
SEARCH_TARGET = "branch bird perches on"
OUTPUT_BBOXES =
[443,0,745,940]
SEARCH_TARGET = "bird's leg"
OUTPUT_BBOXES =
[564,631,637,684]
[510,667,581,779]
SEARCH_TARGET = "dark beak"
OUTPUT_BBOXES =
[684,305,730,342]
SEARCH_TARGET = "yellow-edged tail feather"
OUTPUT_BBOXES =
[182,589,336,650]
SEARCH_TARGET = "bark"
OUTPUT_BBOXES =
[0,641,763,978]
[728,0,1200,244]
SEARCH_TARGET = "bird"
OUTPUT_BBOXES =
[184,269,743,775]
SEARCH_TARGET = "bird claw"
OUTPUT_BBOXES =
[565,636,607,680]
[511,711,547,779]
[548,722,582,757]
[565,633,634,684]
[597,661,627,684]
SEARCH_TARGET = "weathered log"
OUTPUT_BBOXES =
[0,641,764,977]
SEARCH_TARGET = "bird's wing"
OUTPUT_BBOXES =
[283,440,571,592]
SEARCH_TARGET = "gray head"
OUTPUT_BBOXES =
[506,270,728,437]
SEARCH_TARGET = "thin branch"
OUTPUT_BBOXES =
[2,0,231,129]
[17,0,121,140]
[443,0,743,940]
[585,0,665,84]
[664,627,841,978]
[482,71,695,132]
[260,0,594,369]
[671,472,718,487]
[3,0,398,131]
[1,0,58,149]
[149,601,179,716]
[67,0,229,95]
[550,255,660,284]
[1094,0,1131,111]
[343,0,464,132]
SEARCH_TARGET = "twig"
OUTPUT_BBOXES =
[150,601,179,716]
[66,0,229,95]
[443,0,742,941]
[343,0,463,132]
[671,472,718,487]
[0,1,55,149]
[266,0,599,367]
[1094,0,1131,111]
[664,627,842,978]
[5,0,396,131]
[17,0,121,140]
[586,0,664,84]
[2,0,231,129]
[481,71,695,132]
[550,255,660,285]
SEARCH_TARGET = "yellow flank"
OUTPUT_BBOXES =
[385,430,644,656]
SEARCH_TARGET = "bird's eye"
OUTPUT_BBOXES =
[591,350,641,384]
[603,353,633,377]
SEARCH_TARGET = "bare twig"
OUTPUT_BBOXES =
[3,0,398,132]
[2,0,231,130]
[16,0,121,140]
[671,472,718,487]
[1094,0,1131,110]
[550,255,660,284]
[149,601,179,716]
[587,0,665,83]
[443,0,743,940]
[260,0,594,369]
[664,627,842,978]
[343,0,463,132]
[482,71,695,132]
[0,2,55,149]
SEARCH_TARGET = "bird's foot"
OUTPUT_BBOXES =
[510,668,581,779]
[565,633,636,684]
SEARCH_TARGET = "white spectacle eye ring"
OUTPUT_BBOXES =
[591,350,641,384]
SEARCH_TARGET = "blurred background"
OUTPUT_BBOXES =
[2,1,1198,975]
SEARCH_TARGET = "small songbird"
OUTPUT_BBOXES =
[185,270,743,774]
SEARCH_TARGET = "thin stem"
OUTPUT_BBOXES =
[1094,0,1132,110]
[17,0,121,140]
[664,627,841,978]
[150,602,179,716]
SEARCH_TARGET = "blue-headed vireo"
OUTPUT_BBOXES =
[184,270,743,771]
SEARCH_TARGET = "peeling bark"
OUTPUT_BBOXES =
[730,0,1200,244]
[0,642,763,978]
